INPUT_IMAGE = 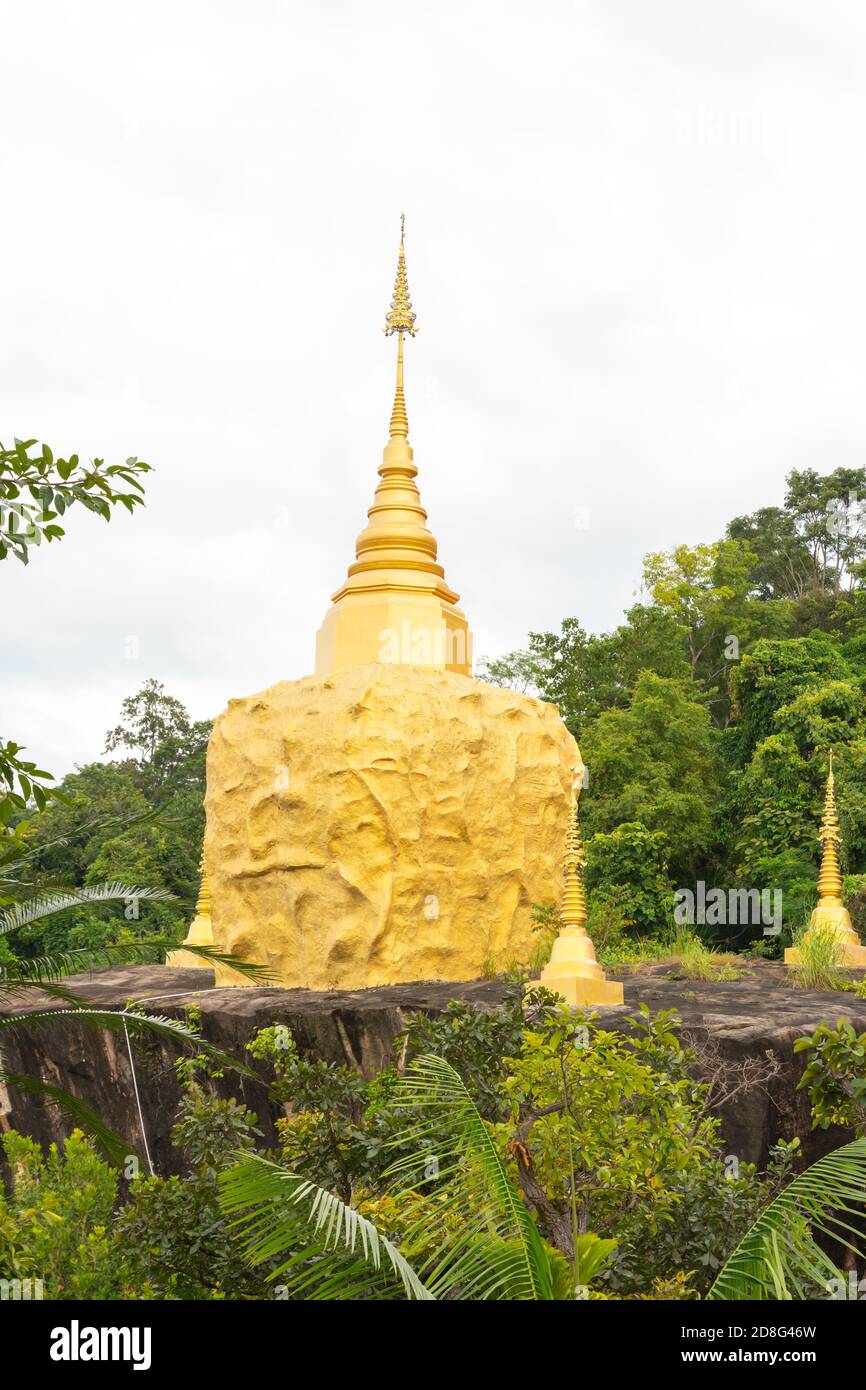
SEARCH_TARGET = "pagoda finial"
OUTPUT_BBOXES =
[314,216,472,679]
[383,213,416,337]
[561,780,588,929]
[194,854,212,921]
[817,749,843,902]
[384,214,416,441]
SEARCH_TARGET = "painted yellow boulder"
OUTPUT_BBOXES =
[200,663,579,989]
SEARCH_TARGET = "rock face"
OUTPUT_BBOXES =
[599,961,866,1165]
[201,664,579,989]
[0,967,513,1175]
[3,962,862,1174]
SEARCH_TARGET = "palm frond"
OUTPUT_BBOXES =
[0,882,175,935]
[218,1156,434,1301]
[0,1004,193,1042]
[708,1139,866,1300]
[1,937,276,988]
[168,944,280,985]
[219,1056,563,1302]
[384,1053,556,1300]
[0,938,166,986]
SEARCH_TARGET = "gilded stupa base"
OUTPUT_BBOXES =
[165,912,215,970]
[784,901,866,969]
[535,928,624,1007]
[315,592,471,680]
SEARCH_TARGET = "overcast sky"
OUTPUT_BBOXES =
[4,0,866,777]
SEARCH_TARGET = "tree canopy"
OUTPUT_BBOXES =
[484,464,866,945]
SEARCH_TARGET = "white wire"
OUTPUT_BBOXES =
[123,1015,155,1177]
[122,982,257,1178]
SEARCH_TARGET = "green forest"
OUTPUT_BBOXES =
[482,465,866,958]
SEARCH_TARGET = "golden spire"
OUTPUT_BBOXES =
[783,750,866,967]
[560,783,588,928]
[785,748,866,968]
[817,748,843,902]
[314,215,472,678]
[164,852,214,964]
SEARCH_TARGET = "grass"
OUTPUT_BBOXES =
[662,927,748,982]
[598,926,748,981]
[788,923,847,991]
[527,935,554,973]
[597,935,669,971]
[479,951,501,980]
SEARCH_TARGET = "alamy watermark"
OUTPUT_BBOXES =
[675,881,782,936]
[379,623,470,668]
[1,1277,43,1300]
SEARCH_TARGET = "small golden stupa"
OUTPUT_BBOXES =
[315,214,472,677]
[535,775,624,1007]
[166,857,214,967]
[785,750,866,969]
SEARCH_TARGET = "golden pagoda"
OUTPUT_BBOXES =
[315,215,472,677]
[165,857,214,967]
[178,220,581,991]
[785,750,866,968]
[535,775,624,1006]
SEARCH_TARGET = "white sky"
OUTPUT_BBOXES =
[3,0,866,777]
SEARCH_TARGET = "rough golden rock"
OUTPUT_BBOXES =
[199,664,580,989]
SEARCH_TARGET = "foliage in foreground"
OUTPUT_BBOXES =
[707,1140,866,1300]
[3,983,865,1301]
[235,988,797,1298]
[0,1082,268,1301]
[796,1018,866,1132]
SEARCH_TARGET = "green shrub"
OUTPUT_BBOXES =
[584,822,675,937]
[115,1083,264,1300]
[0,1130,133,1299]
[796,1019,866,1131]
